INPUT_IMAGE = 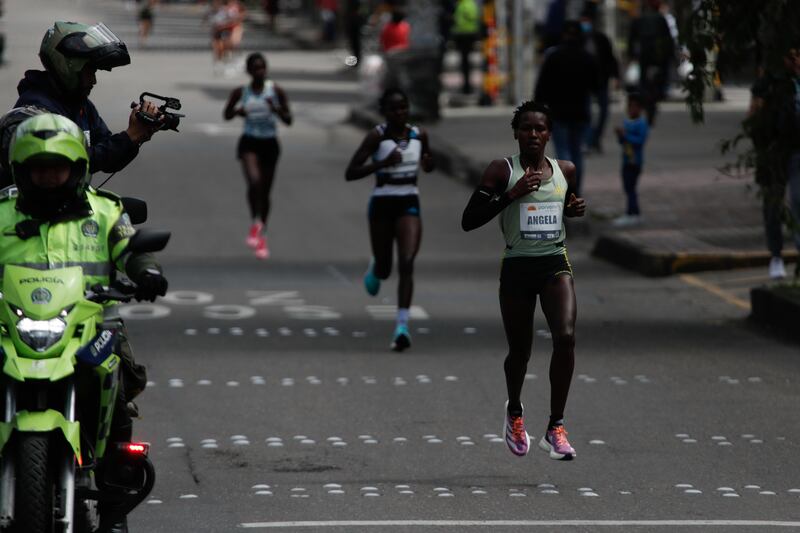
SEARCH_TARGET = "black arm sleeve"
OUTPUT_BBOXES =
[461,186,512,232]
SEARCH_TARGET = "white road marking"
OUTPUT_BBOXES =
[366,305,429,320]
[238,522,800,530]
[286,305,342,320]
[118,304,171,320]
[163,291,214,305]
[326,265,353,287]
[204,305,256,320]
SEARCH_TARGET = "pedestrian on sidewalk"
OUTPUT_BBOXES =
[208,0,236,73]
[534,20,598,196]
[379,8,410,53]
[626,0,674,126]
[749,52,800,280]
[344,0,366,64]
[580,3,619,153]
[612,92,648,227]
[345,88,435,352]
[262,0,279,31]
[137,0,158,47]
[227,0,246,52]
[223,53,293,260]
[461,100,586,461]
[450,0,480,94]
[317,0,338,43]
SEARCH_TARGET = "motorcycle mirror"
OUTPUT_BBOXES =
[127,229,171,254]
[121,197,148,224]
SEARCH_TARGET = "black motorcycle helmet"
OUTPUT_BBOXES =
[39,22,131,96]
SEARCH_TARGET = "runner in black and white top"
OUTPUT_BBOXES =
[345,88,435,351]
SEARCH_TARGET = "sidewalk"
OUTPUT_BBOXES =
[351,88,799,278]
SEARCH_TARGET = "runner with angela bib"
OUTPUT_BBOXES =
[461,101,586,461]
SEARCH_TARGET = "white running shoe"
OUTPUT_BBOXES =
[769,257,787,279]
[611,214,642,227]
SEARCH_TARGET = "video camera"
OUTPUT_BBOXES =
[130,92,184,132]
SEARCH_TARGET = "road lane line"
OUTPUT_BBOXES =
[679,274,750,310]
[238,520,800,529]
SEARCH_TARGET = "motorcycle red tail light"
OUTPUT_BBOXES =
[119,442,150,456]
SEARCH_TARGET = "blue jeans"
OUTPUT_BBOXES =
[622,164,641,215]
[551,120,586,195]
[585,85,610,149]
[764,152,800,256]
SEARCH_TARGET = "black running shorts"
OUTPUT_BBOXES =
[499,253,573,298]
[367,195,421,222]
[237,135,280,169]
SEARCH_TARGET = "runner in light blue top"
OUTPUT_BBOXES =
[224,52,292,260]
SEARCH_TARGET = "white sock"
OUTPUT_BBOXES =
[396,308,409,328]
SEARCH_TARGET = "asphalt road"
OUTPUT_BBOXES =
[1,1,800,531]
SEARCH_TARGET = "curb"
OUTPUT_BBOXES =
[750,285,800,342]
[348,106,485,187]
[592,232,800,276]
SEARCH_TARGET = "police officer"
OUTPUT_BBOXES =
[3,113,167,533]
[2,21,162,186]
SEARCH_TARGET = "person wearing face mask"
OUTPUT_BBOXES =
[579,4,619,153]
[2,22,161,187]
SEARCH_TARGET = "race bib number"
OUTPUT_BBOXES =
[519,202,562,240]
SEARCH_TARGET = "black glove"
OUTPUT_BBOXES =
[134,268,168,302]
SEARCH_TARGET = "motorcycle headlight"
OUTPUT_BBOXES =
[16,317,67,352]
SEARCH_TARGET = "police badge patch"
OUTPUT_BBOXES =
[81,219,100,238]
[31,287,52,304]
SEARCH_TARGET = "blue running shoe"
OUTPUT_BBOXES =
[363,260,380,296]
[390,325,411,352]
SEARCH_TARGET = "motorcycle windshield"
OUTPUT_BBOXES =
[2,265,84,321]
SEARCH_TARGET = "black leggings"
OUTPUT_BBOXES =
[238,136,280,226]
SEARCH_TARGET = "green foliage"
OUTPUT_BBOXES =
[680,0,800,232]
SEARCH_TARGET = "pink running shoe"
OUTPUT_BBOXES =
[539,425,576,460]
[247,222,264,248]
[503,401,530,457]
[254,236,269,260]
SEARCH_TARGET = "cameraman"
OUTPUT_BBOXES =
[3,21,160,186]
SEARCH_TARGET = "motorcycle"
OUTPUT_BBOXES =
[0,199,169,533]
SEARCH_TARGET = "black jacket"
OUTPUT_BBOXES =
[14,70,140,176]
[586,31,619,86]
[534,43,599,123]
